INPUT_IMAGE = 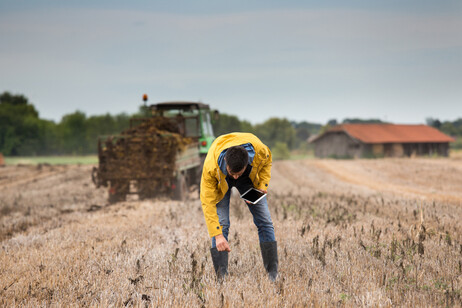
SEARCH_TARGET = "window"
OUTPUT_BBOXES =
[202,113,213,136]
[185,117,199,137]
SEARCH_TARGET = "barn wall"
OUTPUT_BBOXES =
[440,143,450,156]
[402,143,450,157]
[361,142,450,158]
[382,143,404,157]
[313,133,452,159]
[313,132,362,158]
[372,144,384,156]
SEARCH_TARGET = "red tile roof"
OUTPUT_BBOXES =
[318,124,455,144]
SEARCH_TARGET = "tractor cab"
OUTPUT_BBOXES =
[149,101,217,155]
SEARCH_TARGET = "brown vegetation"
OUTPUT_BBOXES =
[1,158,461,306]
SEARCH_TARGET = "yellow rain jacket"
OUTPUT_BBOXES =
[200,132,272,238]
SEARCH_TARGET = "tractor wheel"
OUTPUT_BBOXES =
[173,174,188,201]
[91,167,100,187]
[108,180,129,204]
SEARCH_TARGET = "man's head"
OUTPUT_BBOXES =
[225,146,248,179]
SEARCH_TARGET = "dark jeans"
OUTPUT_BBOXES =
[211,165,276,247]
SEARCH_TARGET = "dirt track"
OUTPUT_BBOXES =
[0,158,461,306]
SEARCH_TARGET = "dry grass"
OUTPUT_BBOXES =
[0,159,461,307]
[450,149,462,159]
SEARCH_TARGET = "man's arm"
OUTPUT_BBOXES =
[200,169,224,238]
[200,175,231,252]
[256,148,272,191]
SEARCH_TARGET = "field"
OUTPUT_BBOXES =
[1,158,461,307]
[3,155,98,166]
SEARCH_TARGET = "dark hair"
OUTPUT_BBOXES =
[225,146,248,173]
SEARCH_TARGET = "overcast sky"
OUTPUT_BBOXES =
[1,0,461,124]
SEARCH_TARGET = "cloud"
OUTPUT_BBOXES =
[0,7,461,123]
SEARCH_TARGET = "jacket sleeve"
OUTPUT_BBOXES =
[200,169,223,238]
[256,146,272,191]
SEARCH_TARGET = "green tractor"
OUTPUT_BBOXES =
[149,101,217,162]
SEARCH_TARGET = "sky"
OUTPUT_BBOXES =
[1,0,461,125]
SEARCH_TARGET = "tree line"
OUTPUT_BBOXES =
[212,113,322,159]
[426,118,462,137]
[2,91,460,156]
[0,92,322,157]
[0,92,130,155]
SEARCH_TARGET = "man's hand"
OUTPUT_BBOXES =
[245,189,268,205]
[215,234,231,252]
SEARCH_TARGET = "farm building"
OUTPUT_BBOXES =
[310,124,454,158]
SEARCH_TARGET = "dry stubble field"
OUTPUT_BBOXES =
[1,158,461,307]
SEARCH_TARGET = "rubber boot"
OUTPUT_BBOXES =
[210,248,228,280]
[260,241,278,281]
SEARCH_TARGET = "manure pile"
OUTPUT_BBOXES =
[98,117,190,182]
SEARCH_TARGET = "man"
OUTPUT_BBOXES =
[200,132,278,281]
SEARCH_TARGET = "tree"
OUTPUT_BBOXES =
[85,113,129,153]
[0,92,42,155]
[451,118,462,135]
[327,119,338,126]
[58,111,87,154]
[254,118,296,150]
[290,121,322,150]
[212,113,253,136]
[440,122,458,136]
[135,104,151,118]
[36,119,59,155]
[342,118,385,124]
[272,142,291,160]
[291,121,322,136]
[295,126,310,141]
